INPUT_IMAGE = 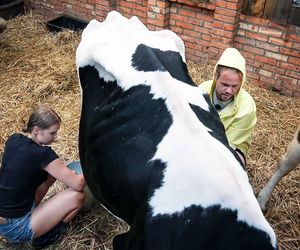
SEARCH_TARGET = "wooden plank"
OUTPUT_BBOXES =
[264,0,292,23]
[288,4,300,26]
[264,0,277,19]
[273,0,292,23]
[242,0,254,15]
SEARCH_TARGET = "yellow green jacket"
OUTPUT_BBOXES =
[200,48,257,156]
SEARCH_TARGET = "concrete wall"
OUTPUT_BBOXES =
[24,0,300,97]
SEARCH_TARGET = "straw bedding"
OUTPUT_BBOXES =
[0,12,299,250]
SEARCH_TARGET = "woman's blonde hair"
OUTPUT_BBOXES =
[22,106,61,133]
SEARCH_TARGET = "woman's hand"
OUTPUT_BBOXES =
[45,159,86,191]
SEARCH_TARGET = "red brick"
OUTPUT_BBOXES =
[268,37,293,48]
[227,2,240,10]
[215,7,237,17]
[282,82,299,94]
[288,56,300,65]
[175,21,194,30]
[244,15,270,26]
[181,34,195,43]
[258,26,283,38]
[84,3,94,10]
[215,1,226,8]
[240,50,255,60]
[226,0,240,3]
[287,32,300,43]
[202,34,212,41]
[285,70,300,80]
[213,28,233,39]
[260,75,277,85]
[293,42,300,50]
[157,0,169,8]
[194,26,211,35]
[185,42,202,52]
[178,8,196,17]
[203,21,212,28]
[170,26,183,35]
[120,1,135,9]
[251,60,263,68]
[278,62,300,72]
[198,39,211,47]
[234,43,243,50]
[223,23,235,31]
[247,71,260,80]
[214,13,236,23]
[213,20,223,29]
[187,16,203,26]
[254,55,277,66]
[148,0,155,5]
[242,45,264,55]
[183,29,201,38]
[275,74,298,86]
[195,12,213,22]
[208,46,220,55]
[255,41,279,53]
[245,31,268,42]
[279,48,300,58]
[220,36,233,43]
[172,14,188,22]
[259,69,273,78]
[262,64,286,75]
[234,36,256,46]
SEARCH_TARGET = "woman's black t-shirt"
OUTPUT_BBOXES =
[0,133,58,218]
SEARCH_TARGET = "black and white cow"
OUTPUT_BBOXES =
[76,11,277,250]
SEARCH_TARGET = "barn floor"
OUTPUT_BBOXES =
[0,12,299,250]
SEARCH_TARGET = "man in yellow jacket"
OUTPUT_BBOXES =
[200,48,257,165]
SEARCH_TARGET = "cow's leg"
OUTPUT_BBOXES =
[257,134,300,211]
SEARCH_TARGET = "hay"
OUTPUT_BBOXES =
[0,11,299,250]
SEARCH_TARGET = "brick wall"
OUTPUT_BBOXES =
[24,0,300,98]
[237,15,300,97]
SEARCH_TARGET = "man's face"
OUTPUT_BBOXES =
[215,69,242,101]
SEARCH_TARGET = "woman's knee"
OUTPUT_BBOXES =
[68,190,85,208]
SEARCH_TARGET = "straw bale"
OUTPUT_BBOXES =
[0,11,299,250]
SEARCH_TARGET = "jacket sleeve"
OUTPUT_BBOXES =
[225,109,257,156]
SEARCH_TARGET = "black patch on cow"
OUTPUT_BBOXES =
[78,65,172,224]
[189,93,227,144]
[189,93,244,167]
[131,44,195,86]
[126,205,275,250]
[297,129,300,144]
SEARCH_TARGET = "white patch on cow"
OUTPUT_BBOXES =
[149,118,276,247]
